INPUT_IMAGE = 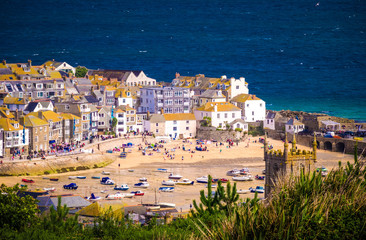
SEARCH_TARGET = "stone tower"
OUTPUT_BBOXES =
[264,133,317,198]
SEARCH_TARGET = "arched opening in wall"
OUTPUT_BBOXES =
[316,141,320,149]
[324,141,332,151]
[336,142,345,153]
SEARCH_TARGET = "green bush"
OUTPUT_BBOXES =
[43,170,50,175]
[234,128,242,132]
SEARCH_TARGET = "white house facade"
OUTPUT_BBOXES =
[263,112,276,130]
[194,102,242,129]
[285,118,305,134]
[231,94,266,123]
[163,113,196,139]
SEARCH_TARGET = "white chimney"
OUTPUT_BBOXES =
[221,75,227,80]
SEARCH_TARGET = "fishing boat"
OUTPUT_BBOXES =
[249,186,265,193]
[124,193,135,198]
[239,168,250,175]
[22,179,34,183]
[63,183,78,190]
[114,184,129,191]
[176,179,194,185]
[161,180,176,186]
[196,176,213,183]
[91,176,100,179]
[213,178,228,183]
[139,177,148,182]
[168,173,182,180]
[237,189,250,194]
[105,192,126,200]
[131,190,144,196]
[43,187,56,192]
[68,176,77,179]
[128,169,135,172]
[43,177,50,180]
[85,193,102,201]
[157,202,176,208]
[77,176,86,179]
[100,177,115,185]
[157,168,168,173]
[159,187,175,192]
[50,178,59,182]
[134,182,149,188]
[102,171,111,175]
[233,175,252,181]
[226,169,240,176]
[255,175,265,180]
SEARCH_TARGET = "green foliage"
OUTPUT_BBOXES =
[248,125,264,136]
[0,184,39,230]
[201,116,212,127]
[234,127,242,132]
[112,117,118,129]
[75,66,88,78]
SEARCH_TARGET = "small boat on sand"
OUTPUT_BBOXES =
[100,177,115,185]
[159,187,175,192]
[134,182,149,188]
[92,176,100,179]
[22,179,34,183]
[50,178,59,182]
[168,173,182,180]
[68,176,77,179]
[139,177,147,182]
[255,175,265,180]
[105,192,125,200]
[196,176,213,183]
[102,171,111,175]
[249,186,265,193]
[43,177,50,180]
[114,184,129,191]
[77,176,86,179]
[237,189,250,194]
[161,180,176,186]
[131,190,144,196]
[128,169,135,172]
[227,169,240,176]
[157,168,168,173]
[233,175,253,181]
[43,187,56,192]
[176,179,194,185]
[86,193,102,201]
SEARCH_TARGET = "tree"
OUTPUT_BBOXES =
[202,116,212,127]
[0,184,39,230]
[192,175,219,216]
[75,66,88,78]
[112,117,117,131]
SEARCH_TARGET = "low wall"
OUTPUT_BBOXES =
[196,127,244,142]
[0,153,114,176]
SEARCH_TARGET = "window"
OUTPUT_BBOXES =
[40,127,43,131]
[123,99,126,103]
[246,104,249,107]
[99,122,105,126]
[237,123,240,128]
[236,86,239,89]
[118,114,123,118]
[173,127,177,131]
[99,113,105,118]
[156,123,159,127]
[217,113,220,119]
[35,136,38,142]
[186,127,189,130]
[224,113,228,118]
[37,91,44,97]
[156,129,159,133]
[35,128,37,133]
[186,121,189,124]
[130,117,134,121]
[19,92,23,98]
[173,120,177,124]
[252,111,254,116]
[232,113,235,118]
[44,135,47,141]
[260,103,262,107]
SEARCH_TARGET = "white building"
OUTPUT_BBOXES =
[194,102,242,129]
[228,76,249,100]
[98,106,112,133]
[114,108,127,135]
[285,118,305,134]
[0,118,29,157]
[23,100,54,114]
[163,113,196,139]
[116,89,135,108]
[229,119,248,132]
[44,60,75,74]
[0,129,3,157]
[263,112,277,130]
[231,94,266,123]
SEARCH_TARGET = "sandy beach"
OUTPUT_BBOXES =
[0,136,354,211]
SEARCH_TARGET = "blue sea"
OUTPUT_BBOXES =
[0,0,365,120]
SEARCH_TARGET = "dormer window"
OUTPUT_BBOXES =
[216,84,220,89]
[127,92,130,96]
[36,84,43,89]
[14,123,19,128]
[27,84,32,88]
[209,83,213,88]
[222,85,226,90]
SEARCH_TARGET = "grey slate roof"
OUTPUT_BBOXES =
[48,196,91,209]
[229,119,248,126]
[149,114,165,123]
[200,89,225,98]
[266,112,276,119]
[84,95,99,104]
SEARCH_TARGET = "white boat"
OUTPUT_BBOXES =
[134,182,149,188]
[237,189,250,194]
[159,187,175,192]
[43,187,55,192]
[105,192,126,200]
[239,168,250,175]
[233,175,252,181]
[161,180,176,186]
[157,202,176,208]
[128,169,135,172]
[102,171,111,175]
[176,179,194,185]
[196,176,211,183]
[139,177,148,182]
[123,193,135,198]
[68,176,77,179]
[168,173,182,180]
[249,186,265,194]
[114,184,129,191]
[226,169,240,176]
[86,193,102,201]
[100,177,115,185]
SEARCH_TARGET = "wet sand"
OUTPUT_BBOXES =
[0,137,354,210]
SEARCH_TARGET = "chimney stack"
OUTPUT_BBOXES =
[2,60,6,65]
[175,72,180,78]
[28,59,32,67]
[161,108,164,114]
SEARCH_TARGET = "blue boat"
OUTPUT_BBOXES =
[157,168,168,172]
[77,176,86,179]
[100,177,115,185]
[250,186,264,193]
[92,176,100,179]
[114,184,129,191]
[63,183,78,190]
[159,187,175,192]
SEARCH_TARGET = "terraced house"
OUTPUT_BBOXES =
[116,105,138,132]
[0,118,29,157]
[20,115,49,152]
[28,111,63,145]
[60,113,82,142]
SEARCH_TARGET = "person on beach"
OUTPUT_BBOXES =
[182,156,184,161]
